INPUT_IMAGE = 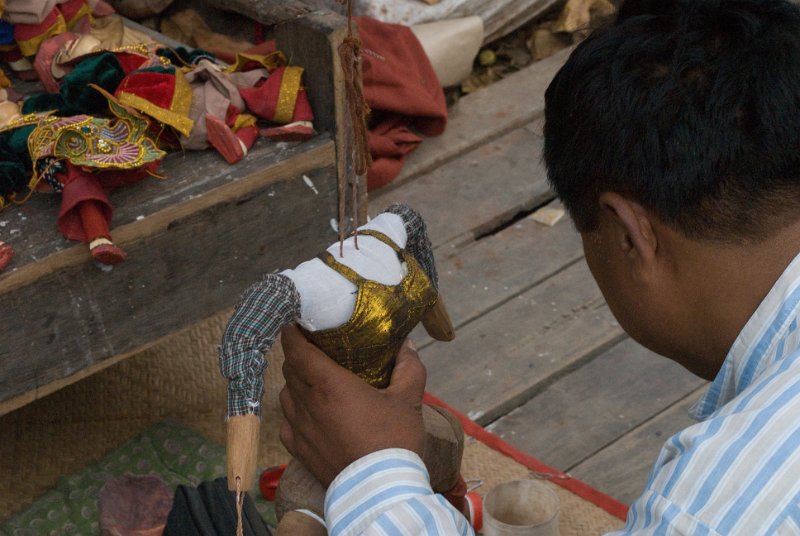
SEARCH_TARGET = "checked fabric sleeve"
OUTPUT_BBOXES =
[219,273,300,418]
[385,203,439,289]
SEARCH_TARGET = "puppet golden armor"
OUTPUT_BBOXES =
[219,204,465,534]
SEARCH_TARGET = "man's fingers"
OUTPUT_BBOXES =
[279,385,295,420]
[281,324,343,384]
[279,419,295,455]
[386,338,426,402]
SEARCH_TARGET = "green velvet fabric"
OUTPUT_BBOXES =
[137,65,176,76]
[0,124,35,199]
[0,421,278,535]
[22,52,126,117]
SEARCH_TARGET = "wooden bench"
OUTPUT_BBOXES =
[0,11,360,415]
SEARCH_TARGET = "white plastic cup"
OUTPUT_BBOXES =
[482,479,560,536]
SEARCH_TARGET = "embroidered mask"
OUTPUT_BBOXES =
[26,96,164,190]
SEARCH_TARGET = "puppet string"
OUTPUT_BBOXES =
[235,477,244,536]
[336,0,372,256]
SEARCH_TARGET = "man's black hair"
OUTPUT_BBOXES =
[544,0,800,242]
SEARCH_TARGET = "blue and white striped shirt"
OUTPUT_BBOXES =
[324,254,800,535]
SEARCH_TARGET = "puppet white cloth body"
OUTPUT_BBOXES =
[219,204,463,533]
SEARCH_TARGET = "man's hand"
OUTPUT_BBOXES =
[279,324,427,487]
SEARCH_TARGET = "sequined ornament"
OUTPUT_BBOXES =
[27,97,164,191]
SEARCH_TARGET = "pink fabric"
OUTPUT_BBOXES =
[33,31,79,93]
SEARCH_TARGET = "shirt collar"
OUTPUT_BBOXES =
[691,250,800,420]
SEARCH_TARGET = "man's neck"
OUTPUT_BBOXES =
[672,221,800,379]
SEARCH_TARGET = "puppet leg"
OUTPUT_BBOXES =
[206,114,258,165]
[79,200,128,265]
[57,165,128,265]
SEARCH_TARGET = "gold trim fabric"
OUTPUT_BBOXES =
[16,12,67,57]
[118,92,194,138]
[26,106,165,189]
[274,66,303,124]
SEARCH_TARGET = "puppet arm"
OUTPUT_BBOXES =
[219,273,300,491]
[385,203,454,341]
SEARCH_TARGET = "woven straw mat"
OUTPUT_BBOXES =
[0,309,624,534]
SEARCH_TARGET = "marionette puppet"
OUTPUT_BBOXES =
[178,49,317,163]
[219,204,469,535]
[174,52,267,165]
[20,90,165,265]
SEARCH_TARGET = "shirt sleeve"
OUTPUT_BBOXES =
[325,449,474,536]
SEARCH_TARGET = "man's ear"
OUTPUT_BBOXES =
[598,192,658,264]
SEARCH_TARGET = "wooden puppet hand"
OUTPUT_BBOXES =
[279,325,426,488]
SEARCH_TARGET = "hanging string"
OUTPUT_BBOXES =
[235,476,244,536]
[336,0,372,256]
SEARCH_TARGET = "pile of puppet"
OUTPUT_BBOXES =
[0,0,315,270]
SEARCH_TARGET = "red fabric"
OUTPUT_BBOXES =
[116,71,177,110]
[78,200,111,241]
[58,0,90,28]
[56,162,159,242]
[259,464,287,502]
[0,46,24,64]
[239,66,314,124]
[236,125,258,148]
[114,51,149,75]
[259,122,315,142]
[13,8,63,48]
[0,242,14,272]
[293,89,314,122]
[206,114,245,164]
[355,16,448,190]
[422,393,630,521]
[366,116,423,190]
[242,40,278,59]
[57,165,113,242]
[442,474,467,517]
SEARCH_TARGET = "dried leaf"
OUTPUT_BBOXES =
[531,207,566,227]
[526,27,572,61]
[552,0,616,34]
[460,67,502,94]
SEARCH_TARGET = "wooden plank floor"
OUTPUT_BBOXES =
[370,48,709,506]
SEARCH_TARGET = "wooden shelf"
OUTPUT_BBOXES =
[0,10,358,415]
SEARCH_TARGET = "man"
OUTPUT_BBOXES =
[279,0,800,533]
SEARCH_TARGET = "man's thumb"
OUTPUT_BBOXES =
[388,339,426,400]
